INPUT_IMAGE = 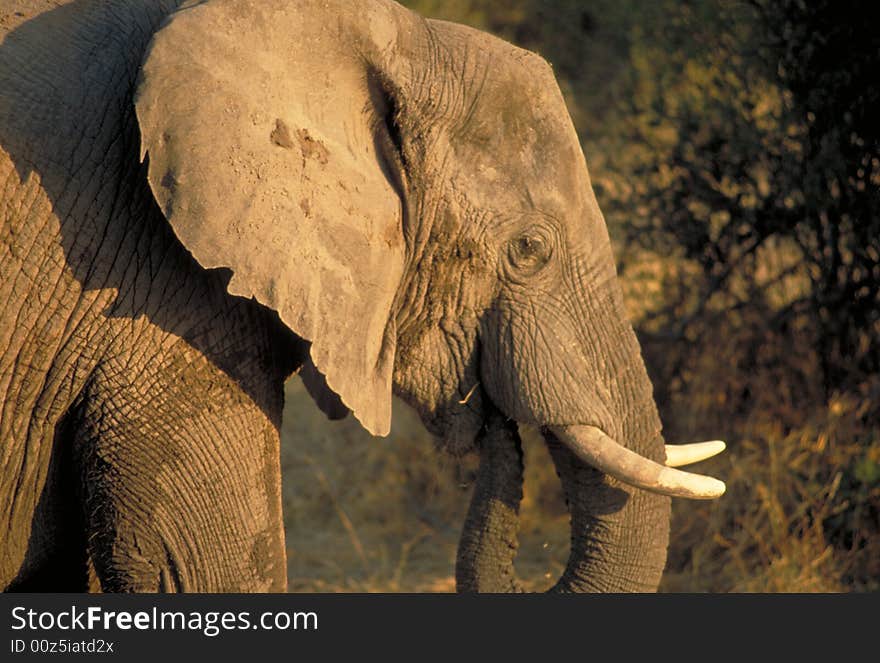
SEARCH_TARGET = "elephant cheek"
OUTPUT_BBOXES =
[391,364,485,456]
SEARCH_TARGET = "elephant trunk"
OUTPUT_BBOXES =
[455,407,724,592]
[456,292,727,592]
[455,413,524,593]
[543,430,670,592]
[454,417,670,593]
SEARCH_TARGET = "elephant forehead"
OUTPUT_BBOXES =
[444,73,591,216]
[448,137,592,224]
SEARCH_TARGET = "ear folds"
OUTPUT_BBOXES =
[135,0,407,435]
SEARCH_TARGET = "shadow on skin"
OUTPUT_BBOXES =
[0,0,305,416]
[0,0,305,590]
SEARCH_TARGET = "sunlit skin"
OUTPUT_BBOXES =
[1,0,721,593]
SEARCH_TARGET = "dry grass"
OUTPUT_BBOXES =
[662,392,880,592]
[281,380,465,592]
[280,381,575,592]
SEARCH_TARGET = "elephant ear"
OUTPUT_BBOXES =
[135,0,406,435]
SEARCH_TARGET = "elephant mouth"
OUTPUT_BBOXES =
[549,424,726,500]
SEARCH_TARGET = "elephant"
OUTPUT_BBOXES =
[0,0,726,593]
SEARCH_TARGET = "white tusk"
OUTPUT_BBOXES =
[665,440,726,467]
[549,425,726,500]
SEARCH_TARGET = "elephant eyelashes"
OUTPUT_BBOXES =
[507,232,552,276]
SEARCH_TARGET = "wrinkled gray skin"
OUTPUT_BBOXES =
[0,0,669,592]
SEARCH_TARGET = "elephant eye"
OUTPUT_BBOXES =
[508,232,552,275]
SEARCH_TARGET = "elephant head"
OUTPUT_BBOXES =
[135,0,725,591]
